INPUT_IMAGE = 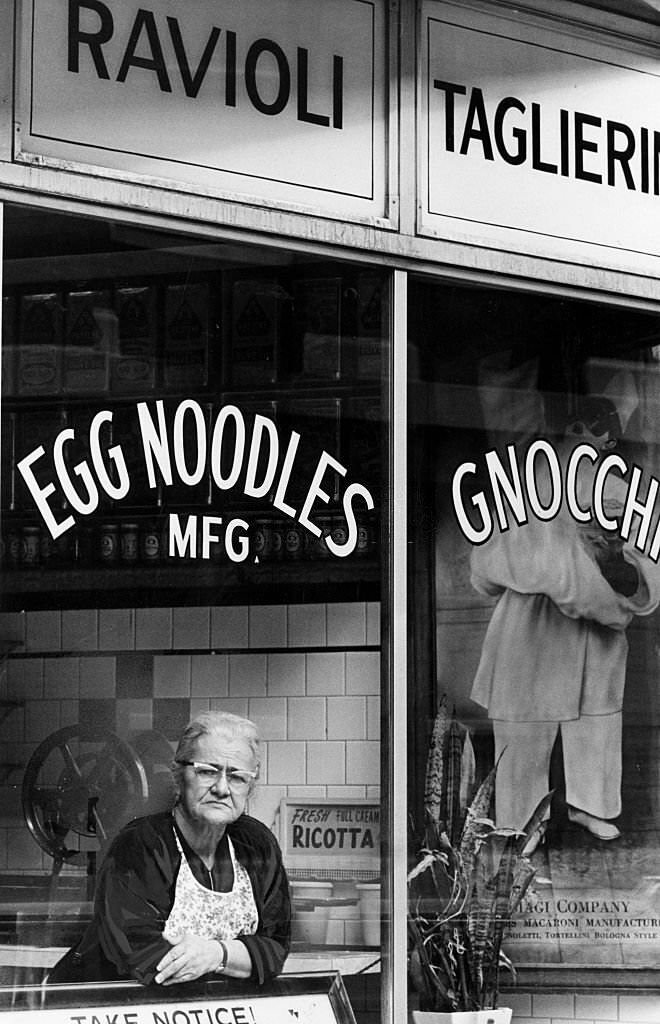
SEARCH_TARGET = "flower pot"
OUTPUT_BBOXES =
[411,1009,512,1024]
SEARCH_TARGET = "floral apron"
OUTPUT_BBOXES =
[163,830,258,944]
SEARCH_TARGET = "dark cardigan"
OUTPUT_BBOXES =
[49,811,291,986]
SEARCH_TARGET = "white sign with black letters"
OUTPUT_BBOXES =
[16,0,388,223]
[420,0,660,273]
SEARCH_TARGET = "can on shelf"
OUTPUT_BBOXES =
[120,522,139,564]
[271,520,284,561]
[284,522,303,561]
[313,515,334,559]
[252,517,273,562]
[6,527,21,568]
[98,523,119,564]
[140,522,161,563]
[21,526,40,567]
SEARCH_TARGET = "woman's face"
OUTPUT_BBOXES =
[177,729,257,831]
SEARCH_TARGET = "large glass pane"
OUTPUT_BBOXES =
[0,204,388,1021]
[408,277,660,1010]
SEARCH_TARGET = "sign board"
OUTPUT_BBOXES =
[4,974,357,1024]
[419,0,660,274]
[279,798,380,880]
[16,0,389,224]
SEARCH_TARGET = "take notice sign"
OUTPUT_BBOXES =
[0,993,338,1024]
[4,973,357,1024]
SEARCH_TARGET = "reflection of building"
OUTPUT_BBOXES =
[1,1,660,1022]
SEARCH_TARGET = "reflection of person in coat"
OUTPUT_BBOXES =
[470,398,660,846]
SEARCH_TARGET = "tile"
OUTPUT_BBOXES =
[248,786,286,830]
[44,657,80,698]
[173,606,210,649]
[575,994,617,1019]
[79,656,116,699]
[345,651,380,695]
[136,607,172,650]
[8,658,43,699]
[99,608,135,650]
[268,741,306,785]
[327,603,366,646]
[327,697,367,740]
[209,697,249,719]
[247,697,287,740]
[25,700,61,742]
[26,611,61,652]
[249,605,287,648]
[366,602,381,646]
[307,741,345,784]
[288,604,326,647]
[0,612,26,649]
[115,698,153,740]
[229,654,267,696]
[327,786,367,798]
[62,609,98,651]
[153,698,192,741]
[211,606,249,648]
[306,652,344,695]
[287,697,326,740]
[346,741,379,785]
[0,705,24,742]
[116,652,153,698]
[618,995,660,1022]
[153,654,191,697]
[366,696,380,740]
[506,993,532,1016]
[59,699,80,728]
[286,785,326,798]
[190,697,211,718]
[533,994,574,1018]
[267,653,305,696]
[78,698,116,734]
[191,653,229,697]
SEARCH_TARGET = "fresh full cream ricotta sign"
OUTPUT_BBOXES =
[16,0,387,222]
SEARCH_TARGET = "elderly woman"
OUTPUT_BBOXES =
[50,711,290,986]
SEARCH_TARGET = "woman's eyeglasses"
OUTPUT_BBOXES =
[176,760,257,789]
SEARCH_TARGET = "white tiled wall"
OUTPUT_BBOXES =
[0,601,381,872]
[509,990,660,1023]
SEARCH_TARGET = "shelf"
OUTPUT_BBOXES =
[0,560,380,610]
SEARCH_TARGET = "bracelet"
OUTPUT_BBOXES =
[216,940,228,973]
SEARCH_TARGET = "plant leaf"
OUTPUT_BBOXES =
[424,695,450,825]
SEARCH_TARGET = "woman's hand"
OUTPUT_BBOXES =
[155,933,224,985]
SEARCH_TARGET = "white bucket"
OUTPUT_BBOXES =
[355,882,380,947]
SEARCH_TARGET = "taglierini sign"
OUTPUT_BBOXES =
[16,0,387,222]
[420,0,660,272]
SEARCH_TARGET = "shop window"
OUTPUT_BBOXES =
[0,204,388,1021]
[408,277,660,1007]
